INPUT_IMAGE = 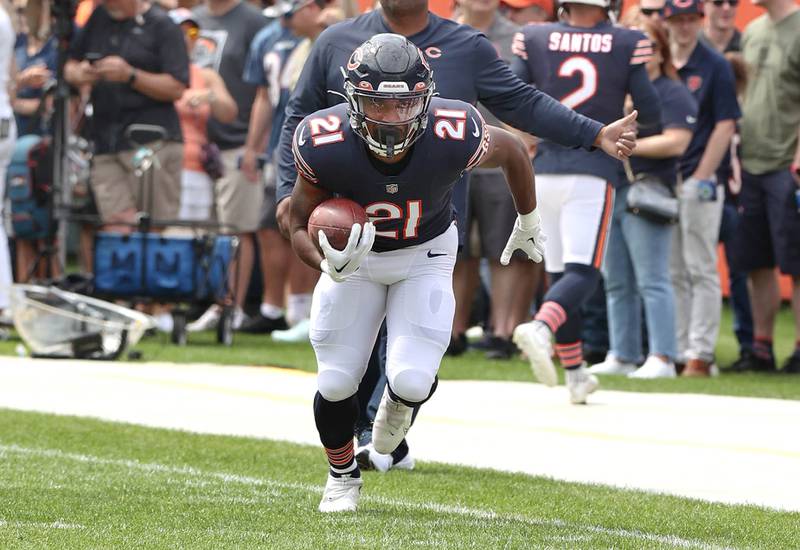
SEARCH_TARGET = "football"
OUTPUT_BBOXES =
[308,198,369,251]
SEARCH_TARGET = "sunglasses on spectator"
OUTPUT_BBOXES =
[640,7,663,16]
[185,26,199,39]
[710,0,738,6]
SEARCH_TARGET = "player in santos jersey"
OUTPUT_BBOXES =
[510,0,661,404]
[289,34,547,513]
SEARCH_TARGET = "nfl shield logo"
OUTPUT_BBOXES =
[385,183,399,194]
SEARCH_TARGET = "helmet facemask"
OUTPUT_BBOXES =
[345,82,433,159]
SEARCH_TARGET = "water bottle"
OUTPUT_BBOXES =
[696,178,717,202]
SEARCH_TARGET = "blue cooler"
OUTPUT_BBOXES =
[144,236,196,297]
[93,233,146,296]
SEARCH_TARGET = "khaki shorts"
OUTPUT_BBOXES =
[92,142,183,224]
[215,147,263,234]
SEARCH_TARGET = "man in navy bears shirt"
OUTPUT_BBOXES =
[289,34,549,513]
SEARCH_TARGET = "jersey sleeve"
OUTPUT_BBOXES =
[464,104,491,171]
[510,30,533,84]
[629,31,654,66]
[291,117,318,184]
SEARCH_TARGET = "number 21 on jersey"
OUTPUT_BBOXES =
[366,200,422,239]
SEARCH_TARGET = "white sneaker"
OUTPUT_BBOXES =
[355,443,393,473]
[318,473,362,513]
[373,391,413,455]
[588,355,637,376]
[187,305,221,332]
[154,312,174,333]
[628,355,677,379]
[271,318,310,343]
[512,321,558,387]
[231,307,246,330]
[566,363,599,405]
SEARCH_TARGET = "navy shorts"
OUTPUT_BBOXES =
[734,169,800,275]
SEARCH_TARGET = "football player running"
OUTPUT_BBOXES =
[275,0,639,474]
[510,0,661,403]
[289,34,545,513]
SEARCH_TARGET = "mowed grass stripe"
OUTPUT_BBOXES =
[0,443,733,550]
[2,410,795,549]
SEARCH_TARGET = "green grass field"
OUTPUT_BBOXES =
[1,409,798,550]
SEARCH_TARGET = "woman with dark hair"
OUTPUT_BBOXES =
[591,13,698,378]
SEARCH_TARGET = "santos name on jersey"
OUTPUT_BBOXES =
[293,98,489,252]
[511,21,660,184]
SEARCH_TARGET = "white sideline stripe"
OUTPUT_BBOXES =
[0,519,85,530]
[0,444,734,550]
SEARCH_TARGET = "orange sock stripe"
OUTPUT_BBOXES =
[534,302,567,332]
[555,343,582,352]
[325,440,354,466]
[592,183,614,268]
[327,440,354,454]
[556,341,583,368]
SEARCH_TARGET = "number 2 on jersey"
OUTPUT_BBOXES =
[366,200,422,239]
[558,56,598,110]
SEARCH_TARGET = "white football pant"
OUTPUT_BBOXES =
[535,174,614,272]
[311,223,458,404]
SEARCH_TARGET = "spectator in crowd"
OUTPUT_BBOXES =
[639,0,665,22]
[663,0,740,377]
[499,0,554,24]
[699,0,755,370]
[170,8,237,222]
[12,0,61,282]
[510,0,660,403]
[274,0,637,469]
[734,0,800,373]
[268,0,340,343]
[453,0,541,359]
[700,0,740,52]
[12,0,56,137]
[240,4,330,338]
[65,0,189,233]
[238,14,300,334]
[188,0,269,332]
[592,12,696,378]
[0,0,17,323]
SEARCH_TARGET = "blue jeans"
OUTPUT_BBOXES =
[719,202,754,353]
[603,184,677,362]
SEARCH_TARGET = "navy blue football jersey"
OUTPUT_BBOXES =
[293,98,490,252]
[511,21,661,183]
[276,9,604,203]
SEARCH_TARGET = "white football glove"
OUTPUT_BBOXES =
[319,222,376,283]
[500,209,546,265]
